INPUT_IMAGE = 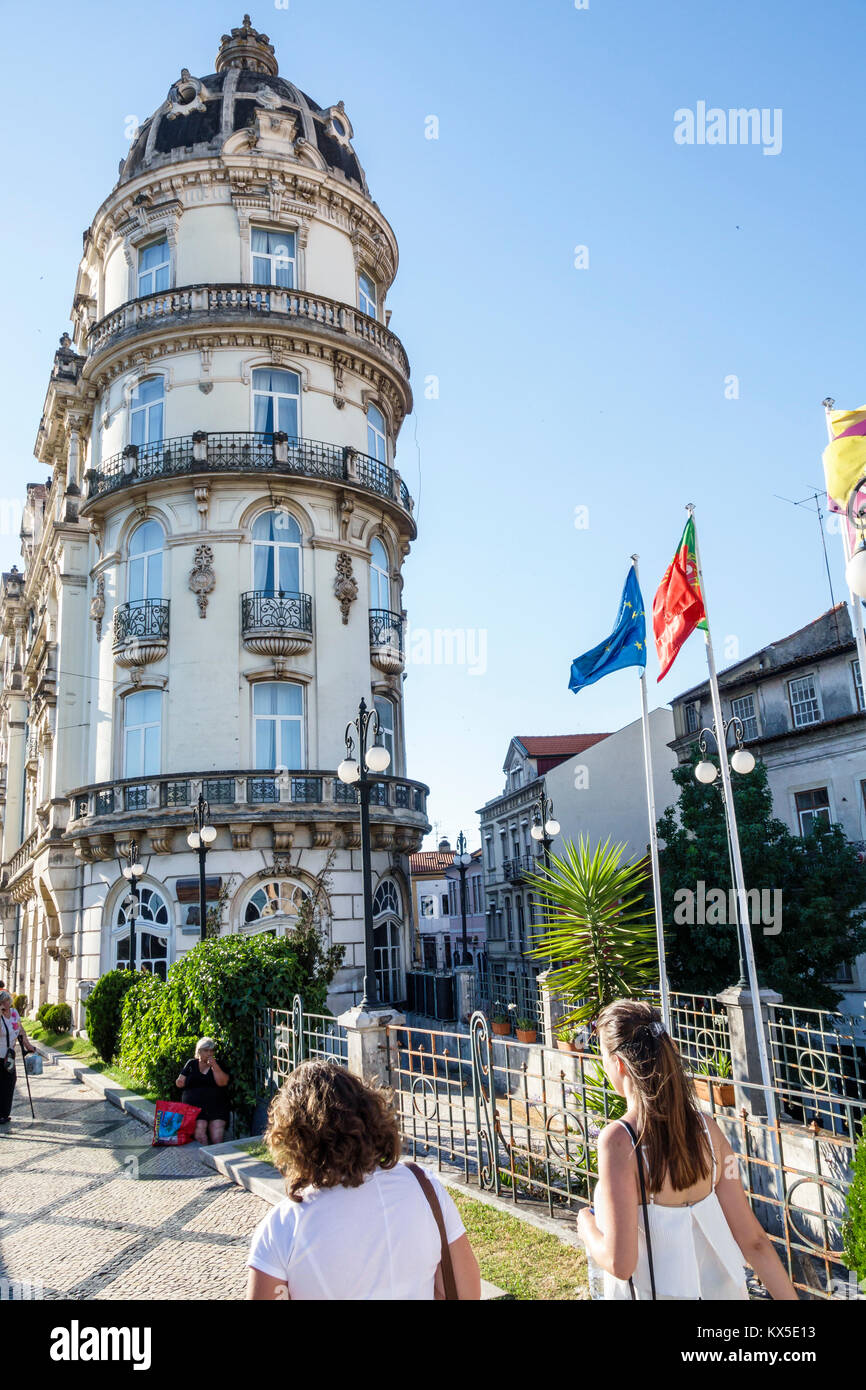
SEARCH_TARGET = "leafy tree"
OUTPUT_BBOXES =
[526,835,660,1027]
[85,968,137,1063]
[843,1124,866,1283]
[656,754,866,1008]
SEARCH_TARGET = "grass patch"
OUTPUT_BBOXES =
[451,1191,589,1301]
[239,1139,274,1165]
[24,1019,162,1103]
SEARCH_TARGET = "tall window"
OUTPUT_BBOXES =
[115,885,170,977]
[253,682,304,769]
[731,693,758,741]
[853,659,864,712]
[252,367,300,437]
[373,880,403,1004]
[359,272,377,319]
[124,690,161,777]
[128,520,164,602]
[370,538,391,609]
[252,228,296,287]
[374,695,395,765]
[137,239,169,297]
[130,378,164,448]
[516,896,525,948]
[252,511,302,592]
[788,675,821,729]
[685,703,700,733]
[367,404,387,462]
[795,787,831,835]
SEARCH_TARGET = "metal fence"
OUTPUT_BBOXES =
[253,997,348,1102]
[475,965,545,1038]
[767,1002,866,1139]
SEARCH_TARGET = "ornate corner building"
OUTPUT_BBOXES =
[0,16,429,1017]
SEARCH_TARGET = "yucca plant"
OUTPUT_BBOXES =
[525,835,660,1029]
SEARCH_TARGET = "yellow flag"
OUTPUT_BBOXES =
[823,405,866,508]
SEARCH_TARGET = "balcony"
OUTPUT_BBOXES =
[503,855,540,883]
[369,609,404,674]
[241,590,313,657]
[83,431,413,516]
[86,285,411,381]
[113,599,170,668]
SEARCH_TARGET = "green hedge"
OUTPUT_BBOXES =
[41,1003,72,1033]
[843,1125,866,1283]
[85,969,138,1063]
[12,995,27,1015]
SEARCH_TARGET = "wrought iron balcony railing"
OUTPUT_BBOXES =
[241,590,313,640]
[86,284,411,380]
[369,608,404,673]
[503,854,540,883]
[84,431,413,514]
[113,599,171,646]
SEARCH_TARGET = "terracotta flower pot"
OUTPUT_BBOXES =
[516,1028,537,1044]
[556,1039,578,1053]
[491,1020,511,1036]
[694,1077,735,1108]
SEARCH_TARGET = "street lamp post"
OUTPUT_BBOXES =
[121,839,144,971]
[693,714,756,987]
[187,793,217,942]
[530,786,560,872]
[338,697,391,1010]
[451,831,472,965]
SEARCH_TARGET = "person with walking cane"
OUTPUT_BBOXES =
[0,990,36,1126]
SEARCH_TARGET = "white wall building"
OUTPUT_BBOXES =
[409,840,486,971]
[0,17,429,1019]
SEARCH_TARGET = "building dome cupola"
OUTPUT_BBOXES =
[215,14,279,76]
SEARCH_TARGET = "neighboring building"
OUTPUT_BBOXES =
[409,838,486,971]
[669,603,866,1014]
[0,18,429,1019]
[478,733,610,1012]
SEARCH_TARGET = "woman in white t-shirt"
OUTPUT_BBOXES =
[247,1059,481,1301]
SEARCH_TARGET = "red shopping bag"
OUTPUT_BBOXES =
[152,1099,201,1146]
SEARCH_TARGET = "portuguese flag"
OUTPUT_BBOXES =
[653,517,707,681]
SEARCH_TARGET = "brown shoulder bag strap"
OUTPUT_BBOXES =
[406,1162,459,1301]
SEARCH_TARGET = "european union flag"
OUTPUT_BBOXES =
[569,567,647,693]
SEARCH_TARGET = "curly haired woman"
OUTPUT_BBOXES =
[247,1059,481,1300]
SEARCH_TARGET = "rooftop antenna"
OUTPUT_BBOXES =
[773,485,840,644]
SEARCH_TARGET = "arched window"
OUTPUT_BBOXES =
[370,538,391,610]
[130,378,164,448]
[115,884,170,978]
[252,510,302,593]
[252,367,300,437]
[253,681,304,769]
[124,689,161,777]
[243,880,311,934]
[128,519,164,602]
[373,879,403,1004]
[374,695,395,766]
[367,404,387,463]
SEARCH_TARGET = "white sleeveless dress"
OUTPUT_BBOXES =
[602,1116,750,1301]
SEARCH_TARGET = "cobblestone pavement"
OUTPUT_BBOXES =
[0,1062,272,1300]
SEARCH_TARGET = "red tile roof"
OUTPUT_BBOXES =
[517,733,611,756]
[409,851,457,874]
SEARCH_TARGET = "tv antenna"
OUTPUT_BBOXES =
[773,486,841,644]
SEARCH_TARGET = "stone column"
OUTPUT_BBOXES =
[537,969,570,1045]
[716,983,782,1117]
[454,965,474,1024]
[338,1002,405,1087]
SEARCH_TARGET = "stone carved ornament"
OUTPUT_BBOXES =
[334,552,358,624]
[90,575,105,640]
[189,544,216,618]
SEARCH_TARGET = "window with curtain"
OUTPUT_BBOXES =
[367,404,387,462]
[115,886,170,978]
[370,538,391,610]
[251,227,296,287]
[252,510,302,592]
[359,271,377,318]
[374,695,395,766]
[130,378,164,448]
[123,689,162,777]
[253,682,304,769]
[252,367,300,437]
[128,520,164,602]
[137,239,169,297]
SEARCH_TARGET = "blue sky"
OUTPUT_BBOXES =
[2,0,864,848]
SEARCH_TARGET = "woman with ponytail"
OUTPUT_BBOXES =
[576,998,797,1300]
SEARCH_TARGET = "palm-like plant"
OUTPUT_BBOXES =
[525,835,660,1028]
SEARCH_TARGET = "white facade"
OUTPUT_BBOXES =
[0,18,428,1019]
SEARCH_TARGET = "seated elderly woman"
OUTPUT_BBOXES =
[247,1059,481,1300]
[175,1037,230,1144]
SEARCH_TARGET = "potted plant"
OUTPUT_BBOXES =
[693,1051,735,1108]
[515,1018,537,1044]
[555,1024,579,1053]
[490,1002,511,1036]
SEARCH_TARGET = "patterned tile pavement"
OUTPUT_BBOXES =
[0,1062,271,1300]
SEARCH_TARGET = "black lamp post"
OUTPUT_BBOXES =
[187,793,216,941]
[694,714,756,989]
[530,786,560,871]
[338,697,391,1009]
[450,831,472,965]
[121,839,144,970]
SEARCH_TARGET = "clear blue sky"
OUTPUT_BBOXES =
[2,0,864,849]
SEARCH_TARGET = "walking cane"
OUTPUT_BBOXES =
[18,1034,35,1120]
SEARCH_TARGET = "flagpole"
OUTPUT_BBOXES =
[823,400,866,691]
[631,553,670,1029]
[686,505,776,1119]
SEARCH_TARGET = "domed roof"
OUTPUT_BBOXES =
[117,15,367,193]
